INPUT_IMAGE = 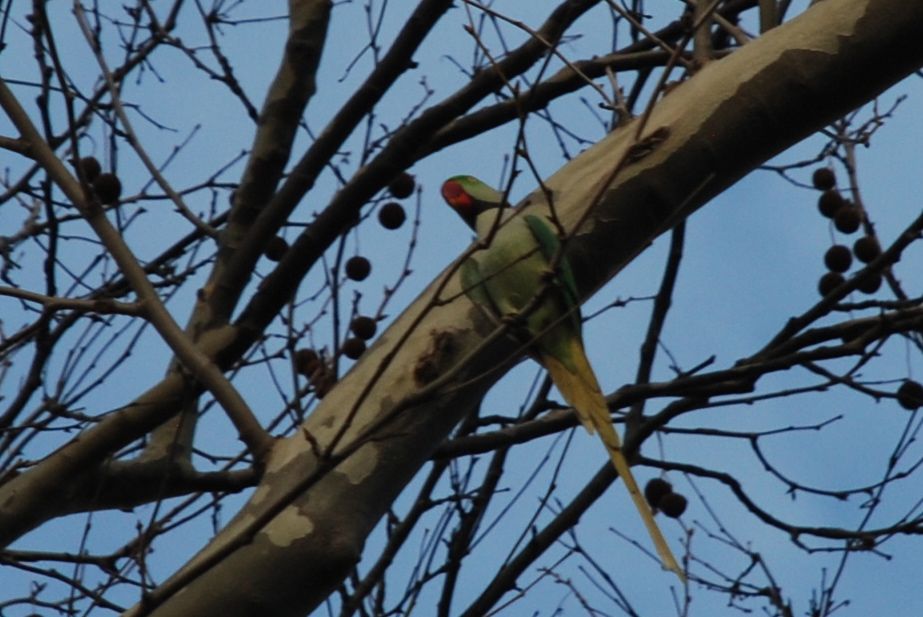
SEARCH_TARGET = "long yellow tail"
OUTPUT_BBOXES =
[542,347,685,582]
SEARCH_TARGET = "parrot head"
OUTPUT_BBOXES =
[441,175,504,230]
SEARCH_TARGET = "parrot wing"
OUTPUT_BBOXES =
[459,257,500,318]
[523,214,581,331]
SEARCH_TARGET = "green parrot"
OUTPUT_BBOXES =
[442,175,683,581]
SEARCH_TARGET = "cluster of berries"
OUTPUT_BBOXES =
[75,156,122,205]
[290,172,415,394]
[644,478,686,518]
[288,296,379,397]
[337,172,414,360]
[811,167,882,296]
[811,168,923,411]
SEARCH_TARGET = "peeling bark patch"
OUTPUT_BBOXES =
[263,434,304,476]
[343,446,378,484]
[251,483,271,506]
[264,505,313,547]
[414,329,457,385]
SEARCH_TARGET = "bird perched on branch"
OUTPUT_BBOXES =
[442,174,683,581]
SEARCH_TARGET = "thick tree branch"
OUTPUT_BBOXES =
[205,0,333,324]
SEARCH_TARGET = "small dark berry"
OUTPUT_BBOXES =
[76,156,101,182]
[378,202,407,230]
[823,245,852,273]
[341,337,366,360]
[856,273,882,295]
[834,206,862,234]
[93,173,122,205]
[817,190,845,218]
[644,478,672,508]
[388,172,415,199]
[350,316,377,340]
[818,271,845,297]
[265,236,289,261]
[812,167,836,191]
[294,348,320,377]
[853,236,881,263]
[659,492,688,518]
[345,256,371,281]
[897,380,923,410]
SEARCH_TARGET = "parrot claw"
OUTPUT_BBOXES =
[539,267,564,290]
[500,311,524,327]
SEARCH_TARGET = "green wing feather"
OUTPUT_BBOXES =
[459,257,499,317]
[523,215,581,331]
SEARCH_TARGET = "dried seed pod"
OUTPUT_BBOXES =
[388,172,415,199]
[834,206,862,234]
[659,493,688,518]
[93,173,122,205]
[856,273,882,295]
[378,202,407,230]
[265,236,289,261]
[812,167,836,191]
[350,316,377,340]
[341,337,366,360]
[817,190,845,218]
[897,380,923,410]
[853,236,881,264]
[823,245,852,273]
[818,271,845,297]
[76,156,102,182]
[345,256,371,281]
[644,478,673,508]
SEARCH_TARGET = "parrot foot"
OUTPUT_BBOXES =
[539,267,562,288]
[500,311,525,328]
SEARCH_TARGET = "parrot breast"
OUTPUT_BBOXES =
[472,216,578,365]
